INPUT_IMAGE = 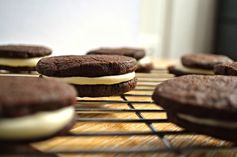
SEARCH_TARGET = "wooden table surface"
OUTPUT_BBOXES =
[1,59,236,157]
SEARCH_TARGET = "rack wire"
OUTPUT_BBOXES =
[1,68,237,157]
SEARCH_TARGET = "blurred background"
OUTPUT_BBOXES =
[0,0,236,59]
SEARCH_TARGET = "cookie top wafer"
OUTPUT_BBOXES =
[36,55,137,77]
[0,44,52,58]
[181,54,233,70]
[0,76,77,118]
[87,47,145,60]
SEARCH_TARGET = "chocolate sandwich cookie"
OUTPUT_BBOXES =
[0,44,52,72]
[152,75,237,143]
[36,55,137,97]
[0,76,77,142]
[214,62,237,76]
[168,54,233,76]
[87,47,153,73]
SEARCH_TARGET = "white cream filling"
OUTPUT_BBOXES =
[0,106,74,140]
[175,64,214,75]
[178,113,237,129]
[0,57,43,67]
[138,56,152,66]
[44,72,135,85]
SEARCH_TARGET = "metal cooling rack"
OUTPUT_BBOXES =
[1,68,237,157]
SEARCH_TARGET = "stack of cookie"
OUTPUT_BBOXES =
[0,76,77,142]
[36,55,137,97]
[152,75,237,143]
[0,44,52,73]
[168,54,233,76]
